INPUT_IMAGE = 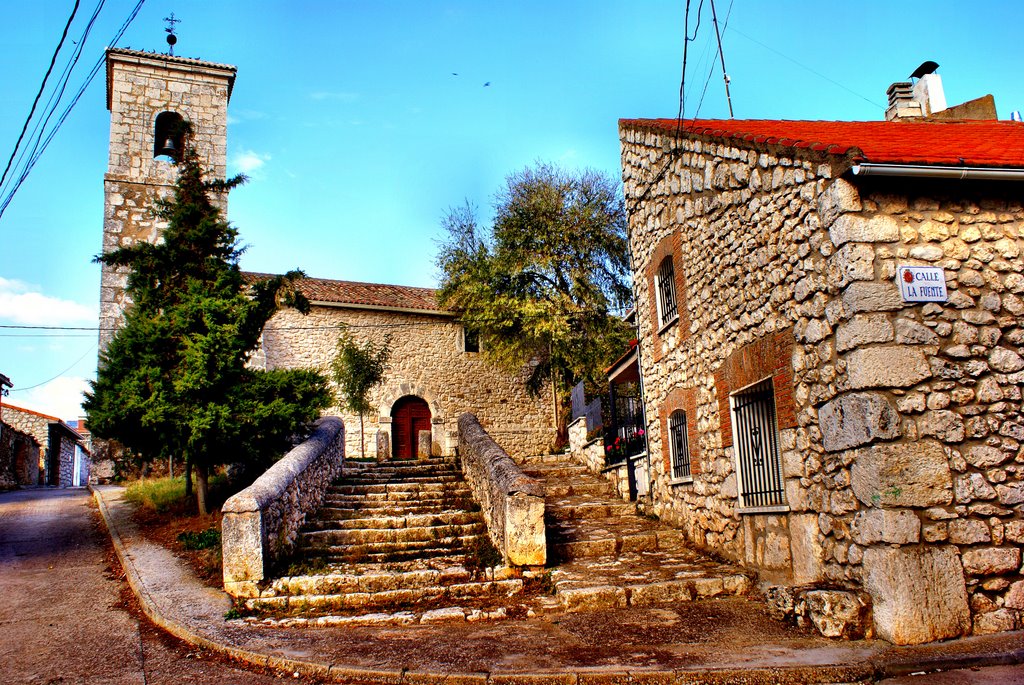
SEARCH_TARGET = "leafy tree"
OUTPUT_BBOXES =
[436,162,633,442]
[84,136,331,515]
[330,332,392,458]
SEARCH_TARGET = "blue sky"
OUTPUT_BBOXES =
[1,0,1022,419]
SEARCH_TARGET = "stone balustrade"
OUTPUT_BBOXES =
[457,413,546,566]
[221,417,344,597]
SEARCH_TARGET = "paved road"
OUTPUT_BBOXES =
[0,488,307,684]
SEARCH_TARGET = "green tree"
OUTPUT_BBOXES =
[84,137,331,515]
[436,162,633,443]
[330,332,392,458]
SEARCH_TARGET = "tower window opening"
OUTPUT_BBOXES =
[153,111,185,162]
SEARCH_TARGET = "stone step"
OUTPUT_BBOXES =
[303,510,482,531]
[304,534,485,563]
[328,481,471,496]
[549,550,753,612]
[248,578,525,614]
[300,521,485,547]
[340,473,464,485]
[517,463,590,479]
[269,564,517,595]
[540,480,613,498]
[322,488,474,504]
[311,502,478,519]
[543,495,636,520]
[516,453,570,465]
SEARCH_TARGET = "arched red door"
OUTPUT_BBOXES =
[391,396,431,460]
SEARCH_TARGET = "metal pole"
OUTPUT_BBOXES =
[709,0,734,118]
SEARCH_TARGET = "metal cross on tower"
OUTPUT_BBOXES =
[164,13,181,55]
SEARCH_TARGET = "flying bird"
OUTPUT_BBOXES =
[483,81,491,87]
[451,72,459,76]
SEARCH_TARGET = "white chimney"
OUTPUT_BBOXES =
[912,72,947,116]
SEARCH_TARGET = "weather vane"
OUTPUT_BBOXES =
[164,13,180,55]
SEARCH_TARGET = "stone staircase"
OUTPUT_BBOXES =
[243,457,533,622]
[242,452,751,626]
[518,452,752,612]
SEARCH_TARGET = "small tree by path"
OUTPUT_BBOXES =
[330,332,392,459]
[436,162,633,445]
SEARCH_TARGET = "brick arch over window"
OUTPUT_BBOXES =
[378,381,444,422]
[644,231,690,360]
[660,386,701,476]
[713,328,798,448]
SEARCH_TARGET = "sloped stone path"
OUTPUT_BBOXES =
[247,451,751,625]
[518,452,752,612]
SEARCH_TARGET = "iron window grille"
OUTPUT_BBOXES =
[669,409,691,480]
[655,257,678,328]
[730,378,786,511]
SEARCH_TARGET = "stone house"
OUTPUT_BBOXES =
[0,419,40,490]
[1,403,89,487]
[249,273,554,460]
[618,113,1024,644]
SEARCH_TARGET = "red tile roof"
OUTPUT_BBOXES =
[244,272,446,314]
[619,119,1024,168]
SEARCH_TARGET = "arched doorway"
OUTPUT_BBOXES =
[391,396,431,460]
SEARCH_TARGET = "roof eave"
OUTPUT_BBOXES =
[310,300,453,318]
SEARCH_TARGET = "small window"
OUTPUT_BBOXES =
[731,378,786,511]
[463,326,480,354]
[153,111,185,162]
[669,410,691,480]
[654,257,678,328]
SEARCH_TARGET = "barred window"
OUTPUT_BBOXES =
[654,257,678,328]
[669,410,691,480]
[730,378,786,511]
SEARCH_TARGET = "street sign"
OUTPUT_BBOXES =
[896,266,947,303]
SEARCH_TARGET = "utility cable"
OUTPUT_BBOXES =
[0,0,146,222]
[8,343,96,392]
[0,0,81,191]
[727,25,882,109]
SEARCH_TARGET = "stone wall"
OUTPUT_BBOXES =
[2,405,54,485]
[458,413,546,566]
[0,424,38,490]
[620,122,1024,643]
[256,305,553,460]
[101,50,234,349]
[222,417,345,597]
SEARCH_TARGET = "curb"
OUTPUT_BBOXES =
[91,485,1024,684]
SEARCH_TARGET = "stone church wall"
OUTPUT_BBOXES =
[255,305,554,460]
[620,122,1024,643]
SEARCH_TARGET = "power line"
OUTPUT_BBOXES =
[0,0,81,192]
[726,25,882,109]
[0,0,146,222]
[8,343,96,392]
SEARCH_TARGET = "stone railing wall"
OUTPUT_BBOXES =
[221,417,344,597]
[458,413,546,566]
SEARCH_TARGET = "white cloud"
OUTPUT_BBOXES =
[0,278,96,326]
[10,375,91,421]
[231,150,272,178]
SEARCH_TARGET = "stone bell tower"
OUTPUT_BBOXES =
[99,48,236,349]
